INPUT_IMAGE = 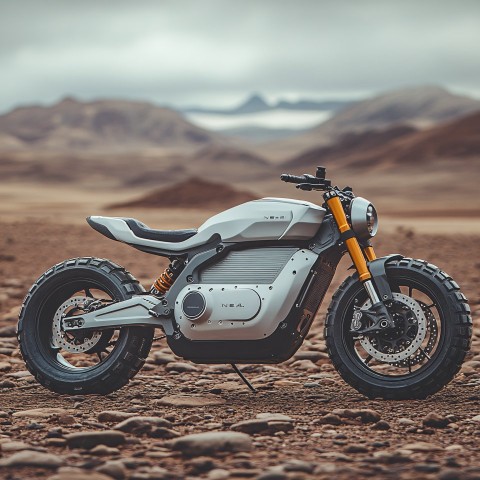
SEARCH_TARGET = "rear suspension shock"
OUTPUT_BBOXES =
[150,259,184,296]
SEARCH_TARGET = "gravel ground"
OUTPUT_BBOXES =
[0,220,479,480]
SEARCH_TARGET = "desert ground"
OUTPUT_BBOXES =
[0,186,479,480]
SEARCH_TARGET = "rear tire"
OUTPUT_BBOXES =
[325,258,472,399]
[18,257,154,395]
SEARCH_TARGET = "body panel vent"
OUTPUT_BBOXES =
[200,247,298,284]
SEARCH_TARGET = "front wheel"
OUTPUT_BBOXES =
[18,257,154,395]
[325,258,472,399]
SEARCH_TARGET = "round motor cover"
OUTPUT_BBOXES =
[182,291,207,319]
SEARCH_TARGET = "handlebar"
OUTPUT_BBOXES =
[280,166,331,191]
[280,173,312,184]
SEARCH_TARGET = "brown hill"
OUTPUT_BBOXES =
[108,177,258,210]
[0,143,270,189]
[285,111,480,171]
[0,97,223,152]
[259,86,480,161]
[193,144,268,167]
[284,125,417,168]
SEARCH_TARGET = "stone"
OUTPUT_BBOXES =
[231,417,294,435]
[129,466,174,479]
[0,380,15,388]
[152,351,176,365]
[344,444,369,453]
[65,430,126,449]
[0,441,33,452]
[89,444,120,455]
[256,472,288,480]
[293,351,329,362]
[207,469,230,480]
[0,450,64,468]
[256,413,294,422]
[8,370,33,379]
[170,431,252,456]
[0,361,12,371]
[0,325,16,337]
[318,413,343,425]
[422,412,449,428]
[414,463,441,473]
[165,362,198,372]
[53,414,76,425]
[157,394,226,407]
[282,459,316,473]
[372,420,391,431]
[12,407,71,419]
[210,381,243,392]
[471,414,480,423]
[331,408,381,423]
[48,471,114,480]
[114,416,172,434]
[402,441,443,452]
[149,427,181,439]
[356,409,381,423]
[289,359,321,371]
[98,410,137,422]
[398,417,416,426]
[96,460,127,480]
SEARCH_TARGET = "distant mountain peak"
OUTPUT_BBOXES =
[57,96,80,106]
[234,93,270,114]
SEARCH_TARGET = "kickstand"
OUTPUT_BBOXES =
[231,363,257,393]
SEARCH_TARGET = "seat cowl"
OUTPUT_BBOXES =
[87,216,118,241]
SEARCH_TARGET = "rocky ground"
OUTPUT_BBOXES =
[0,220,479,480]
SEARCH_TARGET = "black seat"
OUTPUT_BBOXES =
[124,218,197,243]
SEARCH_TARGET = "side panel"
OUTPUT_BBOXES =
[174,248,318,340]
[168,248,343,363]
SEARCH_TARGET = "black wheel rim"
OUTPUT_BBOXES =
[36,278,127,373]
[341,275,445,379]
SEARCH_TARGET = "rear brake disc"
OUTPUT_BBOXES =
[52,296,102,353]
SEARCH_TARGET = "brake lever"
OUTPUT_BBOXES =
[296,183,314,191]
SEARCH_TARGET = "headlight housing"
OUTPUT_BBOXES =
[349,197,378,240]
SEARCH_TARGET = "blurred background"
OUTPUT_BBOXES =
[0,0,479,233]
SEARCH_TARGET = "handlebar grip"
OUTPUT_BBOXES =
[280,173,308,184]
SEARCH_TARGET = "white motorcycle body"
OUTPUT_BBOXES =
[84,197,340,363]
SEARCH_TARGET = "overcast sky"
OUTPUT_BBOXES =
[1,0,480,113]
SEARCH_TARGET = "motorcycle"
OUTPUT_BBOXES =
[18,167,472,399]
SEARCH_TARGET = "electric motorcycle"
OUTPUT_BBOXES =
[18,167,472,399]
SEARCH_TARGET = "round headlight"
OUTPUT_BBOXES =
[350,197,378,240]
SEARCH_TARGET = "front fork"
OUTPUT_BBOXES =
[325,194,395,329]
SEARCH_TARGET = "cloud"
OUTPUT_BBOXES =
[1,0,480,112]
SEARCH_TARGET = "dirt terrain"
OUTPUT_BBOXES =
[0,216,479,480]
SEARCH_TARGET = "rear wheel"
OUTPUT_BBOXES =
[325,258,472,399]
[18,257,154,395]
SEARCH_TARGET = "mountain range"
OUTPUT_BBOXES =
[0,85,479,213]
[257,86,480,161]
[285,111,480,170]
[182,93,352,115]
[0,97,221,153]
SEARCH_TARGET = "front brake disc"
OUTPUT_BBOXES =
[358,292,427,363]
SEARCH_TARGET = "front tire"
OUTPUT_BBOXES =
[325,258,472,399]
[18,257,154,395]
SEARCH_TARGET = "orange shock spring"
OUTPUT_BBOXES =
[151,267,175,295]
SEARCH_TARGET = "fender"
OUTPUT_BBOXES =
[368,254,404,301]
